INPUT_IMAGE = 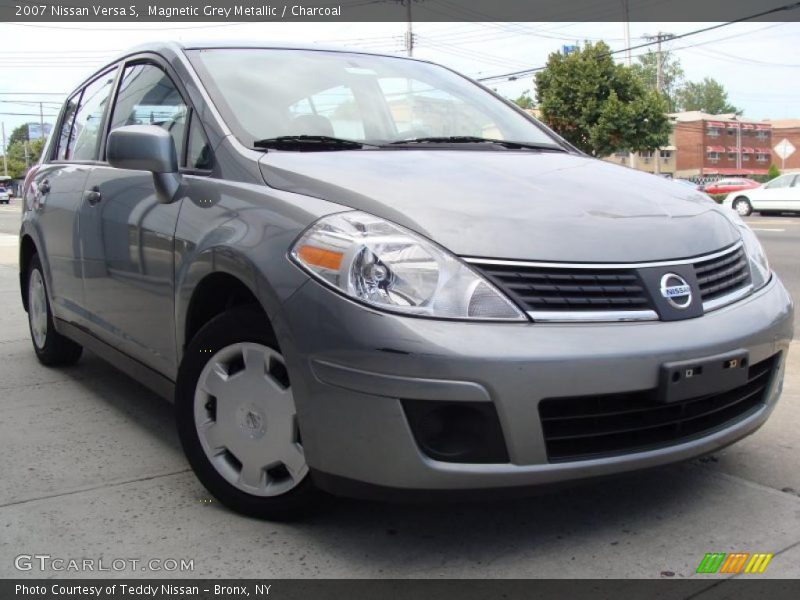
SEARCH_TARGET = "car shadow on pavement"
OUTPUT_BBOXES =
[293,466,702,569]
[64,348,182,454]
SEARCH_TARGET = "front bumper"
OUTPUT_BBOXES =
[274,274,793,497]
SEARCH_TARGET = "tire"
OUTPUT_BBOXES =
[26,254,83,366]
[175,307,321,520]
[732,197,752,217]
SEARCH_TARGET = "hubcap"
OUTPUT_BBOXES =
[194,342,307,497]
[735,201,750,216]
[28,269,48,349]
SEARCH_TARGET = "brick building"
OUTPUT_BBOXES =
[603,134,677,176]
[764,119,800,172]
[671,111,772,178]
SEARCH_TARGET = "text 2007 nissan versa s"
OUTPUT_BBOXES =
[19,42,793,519]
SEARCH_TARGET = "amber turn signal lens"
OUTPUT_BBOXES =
[296,245,344,270]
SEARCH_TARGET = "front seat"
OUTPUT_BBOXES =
[291,114,335,137]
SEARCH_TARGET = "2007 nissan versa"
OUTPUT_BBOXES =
[19,42,793,519]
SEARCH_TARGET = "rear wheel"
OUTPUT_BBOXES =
[732,197,752,217]
[26,254,83,366]
[176,307,320,520]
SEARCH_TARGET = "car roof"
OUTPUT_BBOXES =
[114,40,423,63]
[65,40,435,100]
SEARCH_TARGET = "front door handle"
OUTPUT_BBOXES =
[85,187,102,206]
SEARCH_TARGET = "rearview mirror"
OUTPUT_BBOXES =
[107,125,182,204]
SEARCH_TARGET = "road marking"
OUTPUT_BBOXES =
[745,220,800,226]
[751,228,785,232]
[0,234,18,247]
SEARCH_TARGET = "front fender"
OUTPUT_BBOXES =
[173,177,345,367]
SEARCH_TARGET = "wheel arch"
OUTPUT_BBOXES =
[176,247,289,366]
[19,233,39,312]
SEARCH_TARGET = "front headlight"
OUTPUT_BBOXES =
[739,224,770,291]
[290,211,526,321]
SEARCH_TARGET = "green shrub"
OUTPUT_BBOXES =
[767,164,780,180]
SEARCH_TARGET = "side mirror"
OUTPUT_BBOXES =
[107,125,182,204]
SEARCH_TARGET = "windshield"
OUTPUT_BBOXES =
[187,48,560,149]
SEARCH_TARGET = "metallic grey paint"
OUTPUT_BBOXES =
[19,41,795,498]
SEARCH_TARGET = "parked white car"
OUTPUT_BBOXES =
[0,189,10,204]
[722,174,800,216]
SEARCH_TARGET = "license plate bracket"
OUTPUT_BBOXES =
[659,350,749,403]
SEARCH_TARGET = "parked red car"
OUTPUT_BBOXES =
[703,178,760,195]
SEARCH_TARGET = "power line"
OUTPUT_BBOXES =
[682,44,800,68]
[624,22,787,61]
[0,112,59,117]
[476,2,800,83]
[0,100,62,106]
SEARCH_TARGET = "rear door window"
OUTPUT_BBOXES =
[70,71,116,161]
[55,93,80,160]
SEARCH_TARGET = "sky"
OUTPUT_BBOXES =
[1,20,799,139]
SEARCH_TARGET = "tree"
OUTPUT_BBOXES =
[534,41,671,157]
[513,90,535,109]
[632,49,684,112]
[767,164,780,180]
[7,123,30,147]
[1,137,46,179]
[676,77,740,115]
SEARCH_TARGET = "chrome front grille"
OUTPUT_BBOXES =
[472,266,653,313]
[467,242,753,322]
[694,246,751,303]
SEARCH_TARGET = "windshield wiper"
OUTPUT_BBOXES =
[387,136,566,151]
[253,135,371,151]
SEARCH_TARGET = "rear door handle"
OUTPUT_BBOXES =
[84,187,102,206]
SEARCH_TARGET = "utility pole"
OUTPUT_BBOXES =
[643,31,674,175]
[39,102,45,139]
[642,32,674,94]
[24,141,30,170]
[622,1,635,169]
[404,0,414,57]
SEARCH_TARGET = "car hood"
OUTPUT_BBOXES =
[258,150,741,262]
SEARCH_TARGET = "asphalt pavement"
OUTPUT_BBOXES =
[0,196,799,580]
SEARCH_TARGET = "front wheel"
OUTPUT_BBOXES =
[732,197,752,217]
[175,307,320,520]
